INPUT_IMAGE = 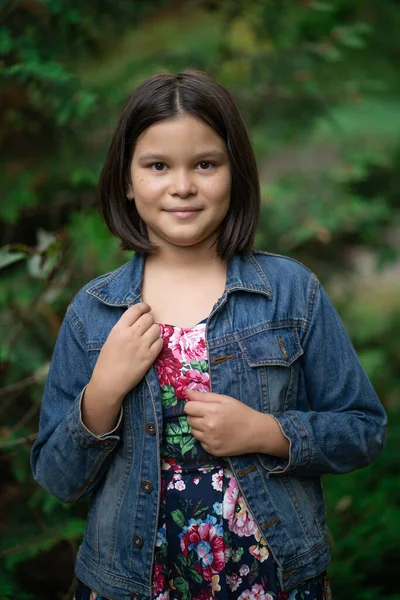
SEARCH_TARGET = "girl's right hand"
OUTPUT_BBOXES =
[87,302,163,406]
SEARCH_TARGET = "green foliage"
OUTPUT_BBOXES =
[1,0,399,597]
[336,286,400,409]
[324,409,400,598]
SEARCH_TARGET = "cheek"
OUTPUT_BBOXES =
[209,173,231,207]
[132,176,165,202]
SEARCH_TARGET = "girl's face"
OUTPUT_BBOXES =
[128,114,232,254]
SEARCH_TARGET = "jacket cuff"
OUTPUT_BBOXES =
[67,386,122,447]
[259,413,312,475]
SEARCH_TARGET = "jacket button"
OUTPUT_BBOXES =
[133,534,144,548]
[141,480,153,493]
[145,422,156,435]
[130,593,141,600]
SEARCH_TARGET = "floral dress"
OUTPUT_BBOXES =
[75,322,332,600]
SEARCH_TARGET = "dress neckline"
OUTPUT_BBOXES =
[157,319,207,331]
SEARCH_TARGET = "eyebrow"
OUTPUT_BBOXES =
[137,150,227,163]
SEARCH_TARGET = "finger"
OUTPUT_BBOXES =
[186,389,220,403]
[186,416,204,431]
[131,312,155,335]
[149,336,163,357]
[120,303,151,326]
[200,440,213,454]
[142,323,162,346]
[190,427,206,442]
[184,401,207,417]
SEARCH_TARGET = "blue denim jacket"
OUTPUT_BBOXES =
[31,251,387,599]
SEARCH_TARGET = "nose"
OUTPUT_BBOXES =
[170,168,197,197]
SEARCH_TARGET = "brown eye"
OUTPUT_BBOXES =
[150,162,166,171]
[198,161,213,170]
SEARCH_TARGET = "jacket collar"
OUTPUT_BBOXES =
[86,251,272,307]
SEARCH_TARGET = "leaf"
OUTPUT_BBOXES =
[166,422,181,437]
[161,392,178,408]
[174,576,189,593]
[171,509,186,528]
[189,360,208,373]
[194,505,209,518]
[248,558,259,585]
[27,252,58,280]
[161,385,176,398]
[179,416,190,434]
[189,567,203,583]
[164,441,177,456]
[0,250,27,269]
[177,553,188,567]
[223,530,231,545]
[180,436,197,455]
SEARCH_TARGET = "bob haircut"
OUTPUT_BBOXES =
[98,70,260,259]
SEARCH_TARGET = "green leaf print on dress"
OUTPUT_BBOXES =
[165,416,197,455]
[187,359,208,373]
[161,384,178,408]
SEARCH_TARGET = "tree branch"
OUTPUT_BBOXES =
[0,432,38,449]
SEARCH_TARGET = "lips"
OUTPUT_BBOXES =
[165,207,203,220]
[165,206,202,212]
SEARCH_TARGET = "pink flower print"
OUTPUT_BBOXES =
[170,326,207,363]
[174,480,186,491]
[159,324,174,345]
[198,466,213,474]
[223,477,256,537]
[211,469,223,492]
[227,573,242,591]
[238,584,273,600]
[175,369,210,399]
[239,565,250,576]
[179,519,225,581]
[90,593,98,600]
[156,348,182,387]
[161,457,182,473]
[193,476,200,485]
[153,563,166,595]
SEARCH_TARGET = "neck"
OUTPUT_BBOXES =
[146,241,224,273]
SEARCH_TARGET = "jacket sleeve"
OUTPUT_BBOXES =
[30,306,122,503]
[263,274,387,477]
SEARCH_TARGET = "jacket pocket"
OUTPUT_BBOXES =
[238,327,303,413]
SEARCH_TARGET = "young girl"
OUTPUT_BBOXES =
[31,70,387,600]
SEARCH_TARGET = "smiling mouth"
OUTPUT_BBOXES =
[165,208,202,219]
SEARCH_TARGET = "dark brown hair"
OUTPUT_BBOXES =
[98,70,260,259]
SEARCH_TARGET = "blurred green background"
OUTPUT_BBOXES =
[1,1,399,598]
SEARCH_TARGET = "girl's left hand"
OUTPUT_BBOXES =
[184,389,265,456]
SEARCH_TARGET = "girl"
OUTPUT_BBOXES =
[31,70,387,600]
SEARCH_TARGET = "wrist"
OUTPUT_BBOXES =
[81,382,123,436]
[250,412,290,459]
[86,379,124,407]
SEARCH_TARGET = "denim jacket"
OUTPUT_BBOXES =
[31,251,387,599]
